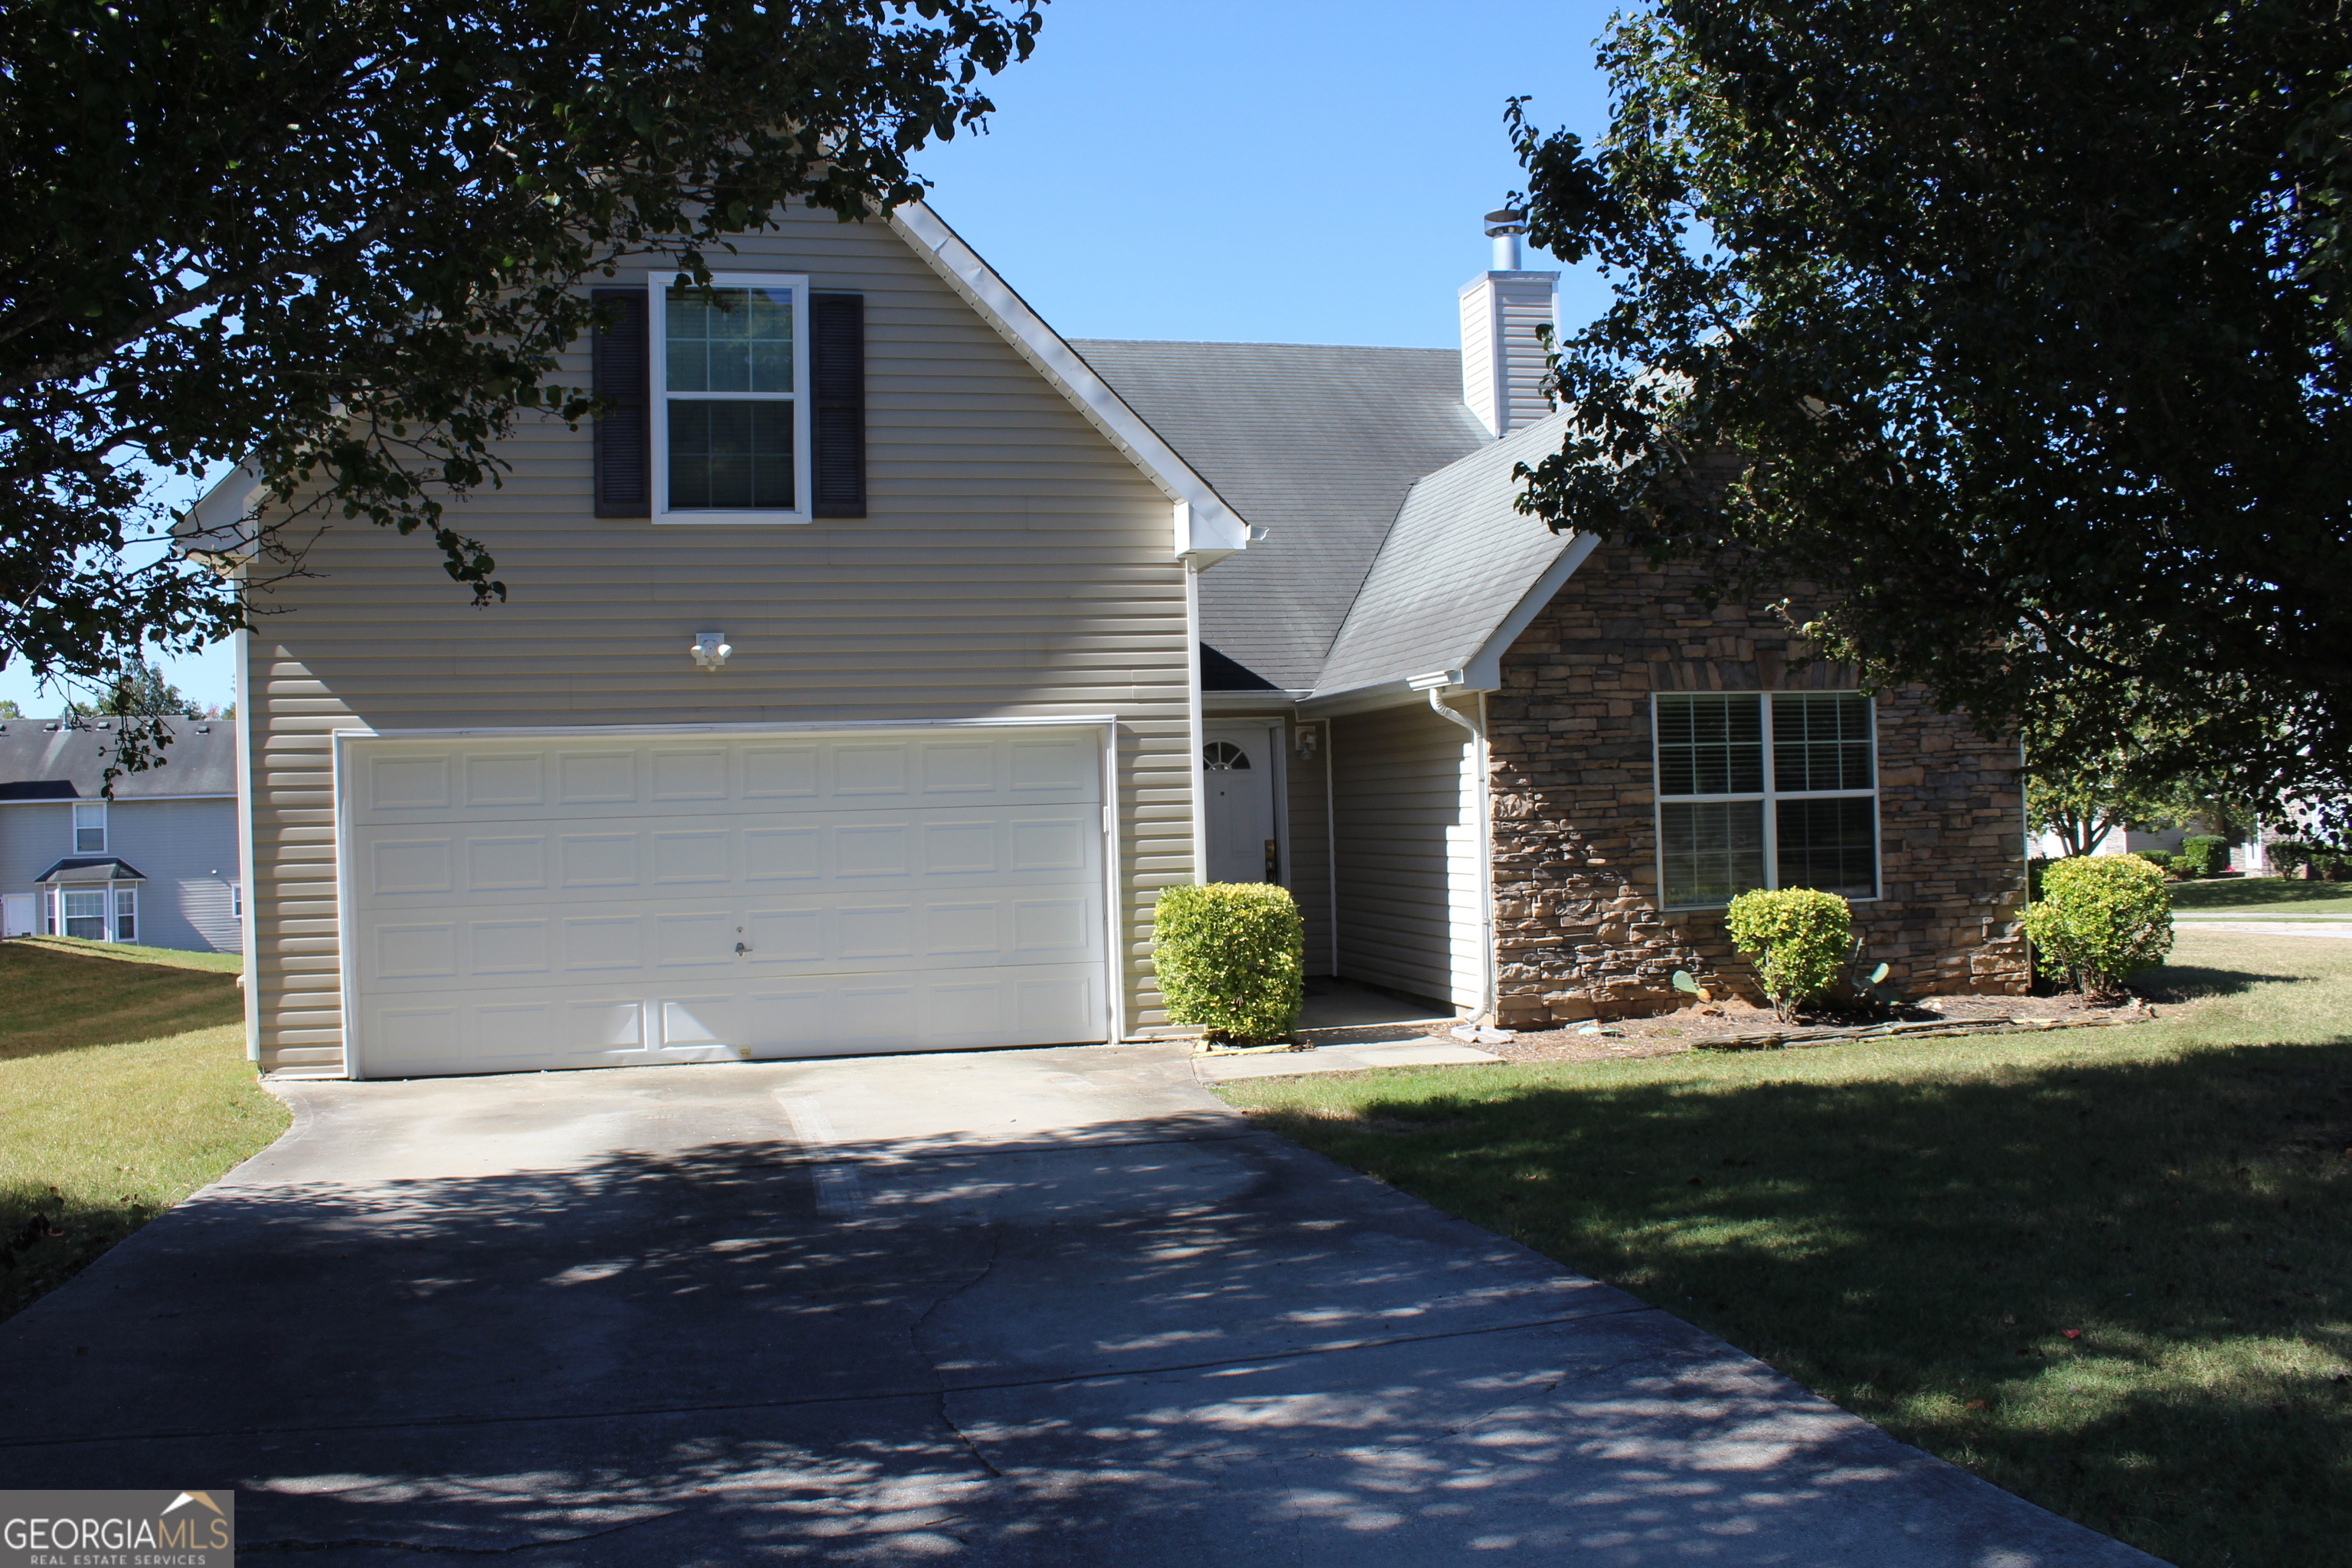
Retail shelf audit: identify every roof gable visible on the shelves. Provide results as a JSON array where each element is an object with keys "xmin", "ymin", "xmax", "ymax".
[{"xmin": 1310, "ymin": 410, "xmax": 1592, "ymax": 702}]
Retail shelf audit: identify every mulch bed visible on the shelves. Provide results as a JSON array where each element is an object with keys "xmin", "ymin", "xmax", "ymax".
[{"xmin": 1440, "ymin": 989, "xmax": 2158, "ymax": 1065}]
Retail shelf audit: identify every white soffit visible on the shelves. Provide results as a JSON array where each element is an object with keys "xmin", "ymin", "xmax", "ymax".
[{"xmin": 889, "ymin": 201, "xmax": 1253, "ymax": 563}]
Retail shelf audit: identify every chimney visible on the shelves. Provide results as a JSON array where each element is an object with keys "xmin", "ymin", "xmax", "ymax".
[{"xmin": 1459, "ymin": 207, "xmax": 1560, "ymax": 438}]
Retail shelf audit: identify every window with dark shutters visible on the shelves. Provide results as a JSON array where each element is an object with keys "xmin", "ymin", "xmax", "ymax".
[
  {"xmin": 810, "ymin": 292, "xmax": 866, "ymax": 518},
  {"xmin": 591, "ymin": 288, "xmax": 650, "ymax": 517}
]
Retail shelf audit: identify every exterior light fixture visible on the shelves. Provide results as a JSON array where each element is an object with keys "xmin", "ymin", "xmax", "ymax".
[
  {"xmin": 691, "ymin": 631, "xmax": 732, "ymax": 673},
  {"xmin": 1294, "ymin": 723, "xmax": 1320, "ymax": 760}
]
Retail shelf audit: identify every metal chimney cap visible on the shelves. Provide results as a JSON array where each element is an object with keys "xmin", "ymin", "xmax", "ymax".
[{"xmin": 1483, "ymin": 207, "xmax": 1528, "ymax": 237}]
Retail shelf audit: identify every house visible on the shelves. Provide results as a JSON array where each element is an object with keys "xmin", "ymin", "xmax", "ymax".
[
  {"xmin": 0, "ymin": 720, "xmax": 241, "ymax": 951},
  {"xmin": 182, "ymin": 198, "xmax": 2026, "ymax": 1080}
]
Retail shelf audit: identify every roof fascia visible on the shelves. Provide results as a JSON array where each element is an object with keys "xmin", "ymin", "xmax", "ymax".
[
  {"xmin": 1296, "ymin": 679, "xmax": 1438, "ymax": 720},
  {"xmin": 1202, "ymin": 690, "xmax": 1308, "ymax": 714},
  {"xmin": 175, "ymin": 463, "xmax": 263, "ymax": 573},
  {"xmin": 887, "ymin": 202, "xmax": 1253, "ymax": 564},
  {"xmin": 1461, "ymin": 531, "xmax": 1599, "ymax": 690}
]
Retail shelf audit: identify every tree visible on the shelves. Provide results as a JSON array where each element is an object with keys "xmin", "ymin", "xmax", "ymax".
[
  {"xmin": 1508, "ymin": 0, "xmax": 2351, "ymax": 827},
  {"xmin": 65, "ymin": 662, "xmax": 197, "ymax": 720},
  {"xmin": 2, "ymin": 0, "xmax": 1042, "ymax": 709},
  {"xmin": 0, "ymin": 700, "xmax": 20, "ymax": 720}
]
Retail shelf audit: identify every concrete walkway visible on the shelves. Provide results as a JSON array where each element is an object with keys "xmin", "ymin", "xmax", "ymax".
[{"xmin": 0, "ymin": 1044, "xmax": 2161, "ymax": 1565}]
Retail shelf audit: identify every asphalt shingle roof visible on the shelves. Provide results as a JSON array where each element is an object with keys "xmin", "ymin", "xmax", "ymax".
[
  {"xmin": 1314, "ymin": 410, "xmax": 1585, "ymax": 699},
  {"xmin": 1072, "ymin": 340, "xmax": 1488, "ymax": 691},
  {"xmin": 0, "ymin": 721, "xmax": 237, "ymax": 800}
]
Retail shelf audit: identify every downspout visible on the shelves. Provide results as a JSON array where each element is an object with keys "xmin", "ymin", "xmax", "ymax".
[{"xmin": 1423, "ymin": 684, "xmax": 1498, "ymax": 1024}]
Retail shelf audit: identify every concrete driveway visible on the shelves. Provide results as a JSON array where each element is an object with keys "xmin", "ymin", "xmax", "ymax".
[{"xmin": 0, "ymin": 1044, "xmax": 2159, "ymax": 1566}]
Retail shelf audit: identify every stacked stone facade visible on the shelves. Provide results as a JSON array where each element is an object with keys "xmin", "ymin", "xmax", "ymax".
[{"xmin": 1485, "ymin": 543, "xmax": 2029, "ymax": 1028}]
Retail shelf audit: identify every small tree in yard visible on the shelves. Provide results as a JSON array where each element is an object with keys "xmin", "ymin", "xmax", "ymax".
[
  {"xmin": 1152, "ymin": 884, "xmax": 1304, "ymax": 1047},
  {"xmin": 1725, "ymin": 889, "xmax": 1852, "ymax": 1022},
  {"xmin": 2024, "ymin": 856, "xmax": 2174, "ymax": 999}
]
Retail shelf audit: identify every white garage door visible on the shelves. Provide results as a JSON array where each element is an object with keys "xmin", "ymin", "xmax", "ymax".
[{"xmin": 341, "ymin": 726, "xmax": 1108, "ymax": 1078}]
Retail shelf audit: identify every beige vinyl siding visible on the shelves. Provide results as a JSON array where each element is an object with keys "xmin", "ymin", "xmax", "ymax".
[
  {"xmin": 1331, "ymin": 701, "xmax": 1481, "ymax": 1010},
  {"xmin": 243, "ymin": 205, "xmax": 1194, "ymax": 1073}
]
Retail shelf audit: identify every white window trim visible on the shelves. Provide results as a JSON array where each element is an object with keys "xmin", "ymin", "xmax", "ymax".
[
  {"xmin": 72, "ymin": 800, "xmax": 106, "ymax": 854},
  {"xmin": 648, "ymin": 270, "xmax": 813, "ymax": 526},
  {"xmin": 1651, "ymin": 691, "xmax": 1883, "ymax": 910}
]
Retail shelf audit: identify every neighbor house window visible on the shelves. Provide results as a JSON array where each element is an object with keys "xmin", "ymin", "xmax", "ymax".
[
  {"xmin": 43, "ymin": 888, "xmax": 57, "ymax": 936},
  {"xmin": 62, "ymin": 890, "xmax": 105, "ymax": 940},
  {"xmin": 650, "ymin": 273, "xmax": 810, "ymax": 523},
  {"xmin": 230, "ymin": 882, "xmax": 243, "ymax": 919},
  {"xmin": 1653, "ymin": 691, "xmax": 1880, "ymax": 909},
  {"xmin": 115, "ymin": 888, "xmax": 137, "ymax": 942},
  {"xmin": 73, "ymin": 802, "xmax": 105, "ymax": 853}
]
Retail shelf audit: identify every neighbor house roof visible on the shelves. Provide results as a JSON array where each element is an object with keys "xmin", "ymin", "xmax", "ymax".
[
  {"xmin": 1312, "ymin": 410, "xmax": 1592, "ymax": 701},
  {"xmin": 34, "ymin": 855, "xmax": 149, "ymax": 883},
  {"xmin": 1073, "ymin": 341, "xmax": 1487, "ymax": 691},
  {"xmin": 0, "ymin": 722, "xmax": 237, "ymax": 801}
]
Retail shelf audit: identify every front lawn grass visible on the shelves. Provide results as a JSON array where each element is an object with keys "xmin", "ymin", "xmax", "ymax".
[
  {"xmin": 2170, "ymin": 879, "xmax": 2352, "ymax": 915},
  {"xmin": 1219, "ymin": 930, "xmax": 2352, "ymax": 1568},
  {"xmin": 0, "ymin": 939, "xmax": 286, "ymax": 1322}
]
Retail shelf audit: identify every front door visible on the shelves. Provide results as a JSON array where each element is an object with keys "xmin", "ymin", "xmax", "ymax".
[
  {"xmin": 1, "ymin": 893, "xmax": 30, "ymax": 938},
  {"xmin": 1203, "ymin": 724, "xmax": 1278, "ymax": 885}
]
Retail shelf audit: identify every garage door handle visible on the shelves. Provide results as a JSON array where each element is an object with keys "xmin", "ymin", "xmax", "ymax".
[{"xmin": 734, "ymin": 942, "xmax": 752, "ymax": 956}]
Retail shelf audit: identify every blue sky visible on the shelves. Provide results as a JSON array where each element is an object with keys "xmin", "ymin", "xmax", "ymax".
[{"xmin": 1, "ymin": 0, "xmax": 1623, "ymax": 717}]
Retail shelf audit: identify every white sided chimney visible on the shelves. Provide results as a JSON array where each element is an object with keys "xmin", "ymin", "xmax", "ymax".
[{"xmin": 1459, "ymin": 207, "xmax": 1560, "ymax": 438}]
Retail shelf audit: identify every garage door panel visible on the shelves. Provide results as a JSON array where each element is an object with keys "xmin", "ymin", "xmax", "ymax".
[
  {"xmin": 345, "ymin": 726, "xmax": 1109, "ymax": 1077},
  {"xmin": 352, "ymin": 731, "xmax": 1098, "ymax": 830},
  {"xmin": 358, "ymin": 885, "xmax": 1106, "ymax": 995},
  {"xmin": 352, "ymin": 807, "xmax": 1100, "ymax": 911}
]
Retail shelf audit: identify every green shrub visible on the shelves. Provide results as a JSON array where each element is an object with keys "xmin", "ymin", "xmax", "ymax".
[
  {"xmin": 1152, "ymin": 883, "xmax": 1304, "ymax": 1044},
  {"xmin": 2026, "ymin": 855, "xmax": 2050, "ymax": 902},
  {"xmin": 2021, "ymin": 854, "xmax": 2173, "ymax": 998},
  {"xmin": 2177, "ymin": 835, "xmax": 2230, "ymax": 877},
  {"xmin": 2132, "ymin": 850, "xmax": 2173, "ymax": 871},
  {"xmin": 1724, "ymin": 888, "xmax": 1852, "ymax": 1022}
]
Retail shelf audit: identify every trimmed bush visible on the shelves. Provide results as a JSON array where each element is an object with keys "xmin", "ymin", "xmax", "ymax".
[
  {"xmin": 2177, "ymin": 835, "xmax": 2230, "ymax": 877},
  {"xmin": 1725, "ymin": 888, "xmax": 1853, "ymax": 1022},
  {"xmin": 1152, "ymin": 883, "xmax": 1304, "ymax": 1045},
  {"xmin": 2132, "ymin": 850, "xmax": 2174, "ymax": 872},
  {"xmin": 2022, "ymin": 854, "xmax": 2173, "ymax": 998}
]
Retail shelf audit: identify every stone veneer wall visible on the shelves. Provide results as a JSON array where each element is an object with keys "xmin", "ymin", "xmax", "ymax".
[{"xmin": 1486, "ymin": 542, "xmax": 2029, "ymax": 1027}]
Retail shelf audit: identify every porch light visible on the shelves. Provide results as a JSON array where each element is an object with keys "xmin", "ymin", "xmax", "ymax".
[{"xmin": 691, "ymin": 631, "xmax": 732, "ymax": 673}]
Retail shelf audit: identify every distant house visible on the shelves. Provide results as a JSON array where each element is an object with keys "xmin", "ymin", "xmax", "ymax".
[{"xmin": 0, "ymin": 721, "xmax": 240, "ymax": 952}]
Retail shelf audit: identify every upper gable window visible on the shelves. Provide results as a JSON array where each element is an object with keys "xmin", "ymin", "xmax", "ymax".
[
  {"xmin": 1652, "ymin": 691, "xmax": 1880, "ymax": 909},
  {"xmin": 73, "ymin": 802, "xmax": 106, "ymax": 854},
  {"xmin": 650, "ymin": 273, "xmax": 811, "ymax": 524}
]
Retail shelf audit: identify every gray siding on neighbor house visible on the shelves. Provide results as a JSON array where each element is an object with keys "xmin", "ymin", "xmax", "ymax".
[
  {"xmin": 240, "ymin": 204, "xmax": 1197, "ymax": 1075},
  {"xmin": 1330, "ymin": 701, "xmax": 1481, "ymax": 1010},
  {"xmin": 1, "ymin": 795, "xmax": 240, "ymax": 952}
]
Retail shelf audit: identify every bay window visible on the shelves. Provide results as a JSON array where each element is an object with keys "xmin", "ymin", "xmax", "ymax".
[{"xmin": 1654, "ymin": 691, "xmax": 1880, "ymax": 909}]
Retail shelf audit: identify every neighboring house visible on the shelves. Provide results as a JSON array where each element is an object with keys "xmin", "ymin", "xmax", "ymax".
[
  {"xmin": 182, "ymin": 199, "xmax": 2025, "ymax": 1080},
  {"xmin": 0, "ymin": 720, "xmax": 241, "ymax": 952}
]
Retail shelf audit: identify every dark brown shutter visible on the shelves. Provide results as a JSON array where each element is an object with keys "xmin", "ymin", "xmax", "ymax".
[
  {"xmin": 810, "ymin": 292, "xmax": 866, "ymax": 518},
  {"xmin": 592, "ymin": 288, "xmax": 650, "ymax": 518}
]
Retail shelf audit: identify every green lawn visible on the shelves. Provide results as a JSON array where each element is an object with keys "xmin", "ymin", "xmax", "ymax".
[
  {"xmin": 1219, "ymin": 929, "xmax": 2352, "ymax": 1568},
  {"xmin": 2170, "ymin": 878, "xmax": 2352, "ymax": 915},
  {"xmin": 0, "ymin": 939, "xmax": 288, "ymax": 1322}
]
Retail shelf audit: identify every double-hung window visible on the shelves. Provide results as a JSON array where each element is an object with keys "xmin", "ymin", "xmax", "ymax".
[
  {"xmin": 650, "ymin": 273, "xmax": 811, "ymax": 523},
  {"xmin": 114, "ymin": 888, "xmax": 137, "ymax": 942},
  {"xmin": 73, "ymin": 802, "xmax": 105, "ymax": 853},
  {"xmin": 1653, "ymin": 691, "xmax": 1880, "ymax": 909},
  {"xmin": 62, "ymin": 890, "xmax": 106, "ymax": 940}
]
